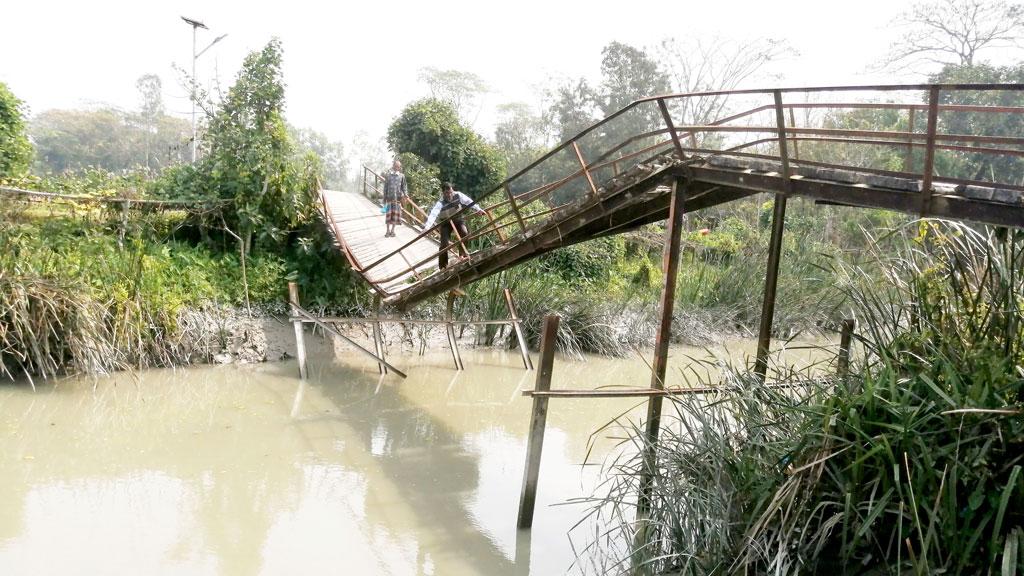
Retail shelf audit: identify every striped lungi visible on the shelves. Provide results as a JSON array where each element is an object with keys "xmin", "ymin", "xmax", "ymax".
[{"xmin": 386, "ymin": 201, "xmax": 403, "ymax": 225}]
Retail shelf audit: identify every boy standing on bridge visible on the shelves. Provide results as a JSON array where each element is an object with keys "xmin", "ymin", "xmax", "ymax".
[
  {"xmin": 423, "ymin": 182, "xmax": 486, "ymax": 269},
  {"xmin": 382, "ymin": 160, "xmax": 407, "ymax": 238}
]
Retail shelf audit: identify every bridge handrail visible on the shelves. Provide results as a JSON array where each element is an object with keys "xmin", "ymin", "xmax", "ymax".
[{"xmin": 352, "ymin": 84, "xmax": 1024, "ymax": 293}]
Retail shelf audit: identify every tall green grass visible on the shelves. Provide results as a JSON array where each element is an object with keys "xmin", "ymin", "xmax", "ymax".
[
  {"xmin": 579, "ymin": 221, "xmax": 1024, "ymax": 575},
  {"xmin": 0, "ymin": 197, "xmax": 360, "ymax": 379}
]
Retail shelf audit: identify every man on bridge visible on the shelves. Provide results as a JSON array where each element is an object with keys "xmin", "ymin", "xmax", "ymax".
[
  {"xmin": 423, "ymin": 182, "xmax": 486, "ymax": 269},
  {"xmin": 382, "ymin": 160, "xmax": 407, "ymax": 238}
]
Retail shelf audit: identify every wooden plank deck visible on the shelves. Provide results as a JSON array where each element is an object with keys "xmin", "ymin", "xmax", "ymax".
[{"xmin": 320, "ymin": 190, "xmax": 441, "ymax": 295}]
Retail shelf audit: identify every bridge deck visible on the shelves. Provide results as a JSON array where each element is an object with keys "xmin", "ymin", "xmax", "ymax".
[
  {"xmin": 320, "ymin": 190, "xmax": 440, "ymax": 295},
  {"xmin": 324, "ymin": 84, "xmax": 1024, "ymax": 308}
]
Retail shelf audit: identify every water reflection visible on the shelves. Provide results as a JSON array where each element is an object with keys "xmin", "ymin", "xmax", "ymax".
[{"xmin": 0, "ymin": 338, "xmax": 831, "ymax": 575}]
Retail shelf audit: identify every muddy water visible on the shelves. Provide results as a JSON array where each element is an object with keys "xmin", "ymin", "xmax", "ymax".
[{"xmin": 0, "ymin": 337, "xmax": 830, "ymax": 575}]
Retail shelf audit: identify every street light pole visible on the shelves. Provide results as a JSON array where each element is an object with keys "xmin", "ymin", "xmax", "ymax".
[
  {"xmin": 191, "ymin": 23, "xmax": 198, "ymax": 163},
  {"xmin": 181, "ymin": 17, "xmax": 207, "ymax": 164},
  {"xmin": 181, "ymin": 17, "xmax": 225, "ymax": 164}
]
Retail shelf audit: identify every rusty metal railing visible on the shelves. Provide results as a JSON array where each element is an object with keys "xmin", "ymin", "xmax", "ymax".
[{"xmin": 349, "ymin": 84, "xmax": 1024, "ymax": 296}]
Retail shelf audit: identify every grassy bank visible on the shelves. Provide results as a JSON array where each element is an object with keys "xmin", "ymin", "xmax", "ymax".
[
  {"xmin": 581, "ymin": 221, "xmax": 1024, "ymax": 575},
  {"xmin": 0, "ymin": 193, "xmax": 363, "ymax": 379}
]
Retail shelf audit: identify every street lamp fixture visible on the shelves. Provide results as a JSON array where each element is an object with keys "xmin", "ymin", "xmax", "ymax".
[{"xmin": 181, "ymin": 16, "xmax": 227, "ymax": 163}]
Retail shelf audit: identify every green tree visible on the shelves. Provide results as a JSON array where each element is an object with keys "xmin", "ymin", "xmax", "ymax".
[
  {"xmin": 0, "ymin": 82, "xmax": 33, "ymax": 178},
  {"xmin": 289, "ymin": 126, "xmax": 349, "ymax": 189},
  {"xmin": 544, "ymin": 77, "xmax": 597, "ymax": 143},
  {"xmin": 386, "ymin": 98, "xmax": 506, "ymax": 200},
  {"xmin": 885, "ymin": 0, "xmax": 1024, "ymax": 69},
  {"xmin": 494, "ymin": 102, "xmax": 549, "ymax": 174},
  {"xmin": 160, "ymin": 39, "xmax": 320, "ymax": 252},
  {"xmin": 595, "ymin": 42, "xmax": 671, "ymax": 117},
  {"xmin": 396, "ymin": 151, "xmax": 440, "ymax": 209},
  {"xmin": 931, "ymin": 63, "xmax": 1024, "ymax": 184},
  {"xmin": 417, "ymin": 67, "xmax": 489, "ymax": 124},
  {"xmin": 31, "ymin": 105, "xmax": 189, "ymax": 174}
]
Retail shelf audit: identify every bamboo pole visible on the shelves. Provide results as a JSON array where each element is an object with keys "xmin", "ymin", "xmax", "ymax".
[
  {"xmin": 446, "ymin": 292, "xmax": 464, "ymax": 370},
  {"xmin": 372, "ymin": 295, "xmax": 387, "ymax": 375},
  {"xmin": 517, "ymin": 314, "xmax": 560, "ymax": 529},
  {"xmin": 288, "ymin": 282, "xmax": 308, "ymax": 381},
  {"xmin": 504, "ymin": 288, "xmax": 534, "ymax": 370},
  {"xmin": 290, "ymin": 305, "xmax": 408, "ymax": 378}
]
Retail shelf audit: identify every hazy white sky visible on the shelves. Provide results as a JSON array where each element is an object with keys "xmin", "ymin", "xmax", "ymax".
[{"xmin": 0, "ymin": 0, "xmax": 961, "ymax": 150}]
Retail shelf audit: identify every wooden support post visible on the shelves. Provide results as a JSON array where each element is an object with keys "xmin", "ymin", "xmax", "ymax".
[
  {"xmin": 288, "ymin": 282, "xmax": 308, "ymax": 380},
  {"xmin": 919, "ymin": 87, "xmax": 941, "ymax": 216},
  {"xmin": 517, "ymin": 314, "xmax": 559, "ymax": 529},
  {"xmin": 372, "ymin": 295, "xmax": 387, "ymax": 375},
  {"xmin": 504, "ymin": 288, "xmax": 534, "ymax": 370},
  {"xmin": 637, "ymin": 178, "xmax": 685, "ymax": 515},
  {"xmin": 446, "ymin": 292, "xmax": 464, "ymax": 370},
  {"xmin": 837, "ymin": 318, "xmax": 855, "ymax": 380},
  {"xmin": 753, "ymin": 91, "xmax": 794, "ymax": 383}
]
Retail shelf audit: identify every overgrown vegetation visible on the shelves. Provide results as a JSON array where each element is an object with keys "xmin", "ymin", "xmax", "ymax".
[
  {"xmin": 0, "ymin": 41, "xmax": 365, "ymax": 379},
  {"xmin": 581, "ymin": 221, "xmax": 1024, "ymax": 575}
]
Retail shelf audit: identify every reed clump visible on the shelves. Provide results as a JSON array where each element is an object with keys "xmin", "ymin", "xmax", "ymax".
[{"xmin": 580, "ymin": 221, "xmax": 1024, "ymax": 575}]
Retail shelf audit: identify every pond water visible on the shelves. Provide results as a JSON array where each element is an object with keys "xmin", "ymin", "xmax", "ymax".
[{"xmin": 0, "ymin": 334, "xmax": 832, "ymax": 575}]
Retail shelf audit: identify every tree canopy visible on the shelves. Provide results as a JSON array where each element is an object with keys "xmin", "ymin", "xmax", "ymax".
[
  {"xmin": 153, "ymin": 39, "xmax": 320, "ymax": 252},
  {"xmin": 386, "ymin": 98, "xmax": 506, "ymax": 200},
  {"xmin": 0, "ymin": 82, "xmax": 33, "ymax": 179},
  {"xmin": 885, "ymin": 0, "xmax": 1024, "ymax": 69}
]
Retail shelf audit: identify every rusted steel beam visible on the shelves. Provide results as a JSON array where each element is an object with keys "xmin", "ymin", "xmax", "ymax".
[
  {"xmin": 517, "ymin": 314, "xmax": 560, "ymax": 529},
  {"xmin": 638, "ymin": 178, "xmax": 686, "ymax": 516},
  {"xmin": 385, "ymin": 172, "xmax": 677, "ymax": 306},
  {"xmin": 630, "ymin": 83, "xmax": 1024, "ymax": 104},
  {"xmin": 904, "ymin": 107, "xmax": 916, "ymax": 174},
  {"xmin": 773, "ymin": 91, "xmax": 794, "ymax": 184},
  {"xmin": 753, "ymin": 91, "xmax": 793, "ymax": 383},
  {"xmin": 724, "ymin": 135, "xmax": 1024, "ymax": 162},
  {"xmin": 669, "ymin": 124, "xmax": 1024, "ymax": 147},
  {"xmin": 657, "ymin": 98, "xmax": 687, "ymax": 159},
  {"xmin": 788, "ymin": 107, "xmax": 800, "ymax": 160},
  {"xmin": 687, "ymin": 165, "xmax": 1024, "ymax": 228},
  {"xmin": 753, "ymin": 193, "xmax": 788, "ymax": 382},
  {"xmin": 920, "ymin": 86, "xmax": 941, "ymax": 215},
  {"xmin": 703, "ymin": 143, "xmax": 1024, "ymax": 191},
  {"xmin": 572, "ymin": 141, "xmax": 600, "ymax": 198}
]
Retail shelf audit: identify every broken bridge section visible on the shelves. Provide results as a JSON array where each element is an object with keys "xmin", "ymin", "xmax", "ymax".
[{"xmin": 321, "ymin": 84, "xmax": 1024, "ymax": 309}]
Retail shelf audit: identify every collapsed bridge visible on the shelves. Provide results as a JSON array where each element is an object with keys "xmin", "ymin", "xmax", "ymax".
[{"xmin": 317, "ymin": 83, "xmax": 1024, "ymax": 377}]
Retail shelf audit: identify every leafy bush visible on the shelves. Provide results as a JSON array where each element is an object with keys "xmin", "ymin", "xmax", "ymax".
[
  {"xmin": 386, "ymin": 98, "xmax": 507, "ymax": 200},
  {"xmin": 0, "ymin": 82, "xmax": 33, "ymax": 178}
]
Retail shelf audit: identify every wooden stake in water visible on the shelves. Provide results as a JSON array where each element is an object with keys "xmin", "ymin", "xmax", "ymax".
[
  {"xmin": 446, "ymin": 291, "xmax": 464, "ymax": 370},
  {"xmin": 517, "ymin": 314, "xmax": 560, "ymax": 529},
  {"xmin": 288, "ymin": 282, "xmax": 308, "ymax": 381},
  {"xmin": 504, "ymin": 288, "xmax": 534, "ymax": 370},
  {"xmin": 838, "ymin": 318, "xmax": 855, "ymax": 381}
]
